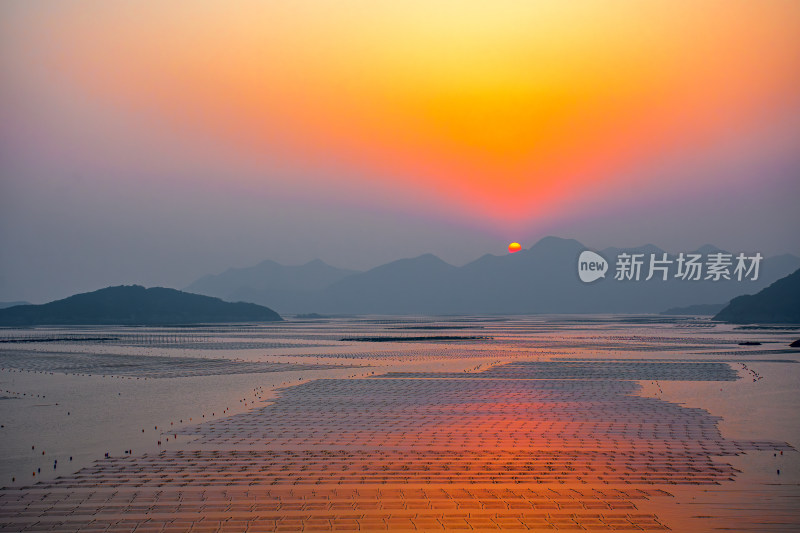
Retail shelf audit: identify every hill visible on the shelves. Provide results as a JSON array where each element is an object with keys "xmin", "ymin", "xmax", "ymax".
[
  {"xmin": 714, "ymin": 268, "xmax": 800, "ymax": 324},
  {"xmin": 185, "ymin": 259, "xmax": 358, "ymax": 301},
  {"xmin": 0, "ymin": 285, "xmax": 282, "ymax": 326},
  {"xmin": 0, "ymin": 301, "xmax": 30, "ymax": 309}
]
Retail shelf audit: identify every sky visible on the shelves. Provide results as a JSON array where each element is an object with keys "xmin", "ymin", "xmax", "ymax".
[{"xmin": 1, "ymin": 1, "xmax": 799, "ymax": 303}]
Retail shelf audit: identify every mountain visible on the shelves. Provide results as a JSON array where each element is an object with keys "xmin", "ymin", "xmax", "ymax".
[
  {"xmin": 601, "ymin": 243, "xmax": 666, "ymax": 258},
  {"xmin": 322, "ymin": 254, "xmax": 458, "ymax": 314},
  {"xmin": 660, "ymin": 303, "xmax": 727, "ymax": 315},
  {"xmin": 213, "ymin": 237, "xmax": 800, "ymax": 315},
  {"xmin": 185, "ymin": 259, "xmax": 358, "ymax": 301},
  {"xmin": 230, "ymin": 254, "xmax": 459, "ymax": 315},
  {"xmin": 692, "ymin": 244, "xmax": 729, "ymax": 255},
  {"xmin": 714, "ymin": 268, "xmax": 800, "ymax": 324},
  {"xmin": 0, "ymin": 285, "xmax": 282, "ymax": 326},
  {"xmin": 0, "ymin": 301, "xmax": 29, "ymax": 309}
]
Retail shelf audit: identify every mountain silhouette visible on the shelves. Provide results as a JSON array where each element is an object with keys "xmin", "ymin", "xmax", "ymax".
[
  {"xmin": 0, "ymin": 285, "xmax": 282, "ymax": 326},
  {"xmin": 190, "ymin": 237, "xmax": 800, "ymax": 315},
  {"xmin": 186, "ymin": 259, "xmax": 358, "ymax": 301},
  {"xmin": 0, "ymin": 301, "xmax": 30, "ymax": 309},
  {"xmin": 600, "ymin": 243, "xmax": 666, "ymax": 259},
  {"xmin": 714, "ymin": 268, "xmax": 800, "ymax": 324},
  {"xmin": 322, "ymin": 254, "xmax": 458, "ymax": 314}
]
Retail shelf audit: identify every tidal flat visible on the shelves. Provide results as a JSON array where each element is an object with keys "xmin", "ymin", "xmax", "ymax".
[{"xmin": 1, "ymin": 316, "xmax": 798, "ymax": 531}]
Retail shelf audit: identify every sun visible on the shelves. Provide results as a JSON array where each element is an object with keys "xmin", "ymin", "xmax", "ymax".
[{"xmin": 508, "ymin": 242, "xmax": 521, "ymax": 253}]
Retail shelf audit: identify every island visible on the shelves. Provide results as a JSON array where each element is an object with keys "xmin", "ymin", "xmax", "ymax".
[
  {"xmin": 0, "ymin": 285, "xmax": 282, "ymax": 326},
  {"xmin": 714, "ymin": 268, "xmax": 800, "ymax": 324}
]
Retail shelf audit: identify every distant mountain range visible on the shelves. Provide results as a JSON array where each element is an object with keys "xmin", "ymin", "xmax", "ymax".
[
  {"xmin": 185, "ymin": 237, "xmax": 800, "ymax": 315},
  {"xmin": 714, "ymin": 268, "xmax": 800, "ymax": 324},
  {"xmin": 0, "ymin": 285, "xmax": 282, "ymax": 326},
  {"xmin": 186, "ymin": 259, "xmax": 358, "ymax": 301}
]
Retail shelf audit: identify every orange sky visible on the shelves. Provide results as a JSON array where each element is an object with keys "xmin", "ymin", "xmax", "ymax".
[{"xmin": 7, "ymin": 1, "xmax": 800, "ymax": 225}]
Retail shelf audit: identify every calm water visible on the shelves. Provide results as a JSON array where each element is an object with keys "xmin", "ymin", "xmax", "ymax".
[{"xmin": 1, "ymin": 315, "xmax": 798, "ymax": 531}]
